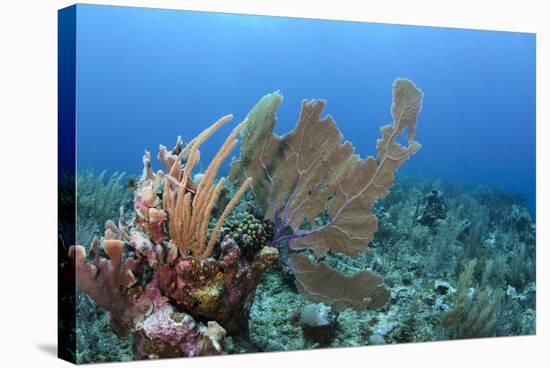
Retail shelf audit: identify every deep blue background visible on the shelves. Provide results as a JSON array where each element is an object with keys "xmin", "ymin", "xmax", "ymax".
[{"xmin": 75, "ymin": 4, "xmax": 536, "ymax": 212}]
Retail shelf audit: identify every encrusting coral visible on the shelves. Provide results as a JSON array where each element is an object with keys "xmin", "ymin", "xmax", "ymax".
[{"xmin": 69, "ymin": 79, "xmax": 423, "ymax": 359}]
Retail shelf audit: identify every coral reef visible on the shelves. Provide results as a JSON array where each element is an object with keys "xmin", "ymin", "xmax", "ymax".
[
  {"xmin": 246, "ymin": 176, "xmax": 535, "ymax": 351},
  {"xmin": 154, "ymin": 240, "xmax": 279, "ymax": 336},
  {"xmin": 71, "ymin": 113, "xmax": 280, "ymax": 359},
  {"xmin": 72, "ymin": 174, "xmax": 536, "ymax": 362},
  {"xmin": 68, "ymin": 79, "xmax": 536, "ymax": 362}
]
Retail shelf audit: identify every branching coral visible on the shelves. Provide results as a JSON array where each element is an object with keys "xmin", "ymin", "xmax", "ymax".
[
  {"xmin": 69, "ymin": 238, "xmax": 151, "ymax": 337},
  {"xmin": 136, "ymin": 114, "xmax": 252, "ymax": 260}
]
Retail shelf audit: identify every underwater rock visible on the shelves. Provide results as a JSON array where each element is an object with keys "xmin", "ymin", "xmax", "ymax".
[
  {"xmin": 155, "ymin": 240, "xmax": 279, "ymax": 337},
  {"xmin": 367, "ymin": 334, "xmax": 385, "ymax": 345},
  {"xmin": 506, "ymin": 285, "xmax": 518, "ymax": 299},
  {"xmin": 434, "ymin": 280, "xmax": 457, "ymax": 295},
  {"xmin": 374, "ymin": 320, "xmax": 396, "ymax": 337},
  {"xmin": 73, "ymin": 221, "xmax": 278, "ymax": 357},
  {"xmin": 133, "ymin": 304, "xmax": 226, "ymax": 359},
  {"xmin": 299, "ymin": 303, "xmax": 338, "ymax": 345},
  {"xmin": 456, "ymin": 219, "xmax": 472, "ymax": 241},
  {"xmin": 417, "ymin": 190, "xmax": 448, "ymax": 227},
  {"xmin": 506, "ymin": 285, "xmax": 528, "ymax": 302}
]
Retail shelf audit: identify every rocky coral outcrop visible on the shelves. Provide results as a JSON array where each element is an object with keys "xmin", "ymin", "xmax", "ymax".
[
  {"xmin": 299, "ymin": 303, "xmax": 338, "ymax": 345},
  {"xmin": 71, "ymin": 114, "xmax": 280, "ymax": 359},
  {"xmin": 155, "ymin": 239, "xmax": 278, "ymax": 336},
  {"xmin": 134, "ymin": 304, "xmax": 226, "ymax": 358}
]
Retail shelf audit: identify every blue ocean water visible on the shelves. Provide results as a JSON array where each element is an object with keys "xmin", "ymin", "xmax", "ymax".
[{"xmin": 74, "ymin": 4, "xmax": 536, "ymax": 213}]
